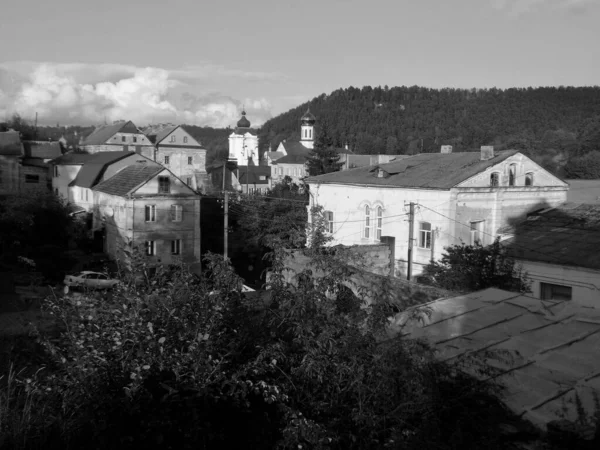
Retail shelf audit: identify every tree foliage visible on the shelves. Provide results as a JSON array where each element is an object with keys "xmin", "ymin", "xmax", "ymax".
[
  {"xmin": 563, "ymin": 151, "xmax": 600, "ymax": 179},
  {"xmin": 422, "ymin": 239, "xmax": 531, "ymax": 293},
  {"xmin": 305, "ymin": 120, "xmax": 344, "ymax": 176}
]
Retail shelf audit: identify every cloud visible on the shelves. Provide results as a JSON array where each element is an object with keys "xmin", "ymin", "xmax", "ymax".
[
  {"xmin": 490, "ymin": 0, "xmax": 595, "ymax": 15},
  {"xmin": 0, "ymin": 61, "xmax": 276, "ymax": 127}
]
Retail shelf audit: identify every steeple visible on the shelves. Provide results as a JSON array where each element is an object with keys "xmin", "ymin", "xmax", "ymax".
[
  {"xmin": 300, "ymin": 107, "xmax": 316, "ymax": 149},
  {"xmin": 236, "ymin": 109, "xmax": 251, "ymax": 128}
]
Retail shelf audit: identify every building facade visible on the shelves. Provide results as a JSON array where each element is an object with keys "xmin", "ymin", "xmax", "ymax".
[
  {"xmin": 0, "ymin": 130, "xmax": 24, "ymax": 195},
  {"xmin": 80, "ymin": 121, "xmax": 153, "ymax": 157},
  {"xmin": 228, "ymin": 111, "xmax": 259, "ymax": 167},
  {"xmin": 306, "ymin": 147, "xmax": 569, "ymax": 278}
]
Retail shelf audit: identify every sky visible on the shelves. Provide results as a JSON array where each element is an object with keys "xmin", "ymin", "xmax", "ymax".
[{"xmin": 0, "ymin": 0, "xmax": 598, "ymax": 127}]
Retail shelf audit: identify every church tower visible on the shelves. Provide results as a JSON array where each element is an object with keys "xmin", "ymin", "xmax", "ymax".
[
  {"xmin": 300, "ymin": 108, "xmax": 316, "ymax": 149},
  {"xmin": 228, "ymin": 109, "xmax": 259, "ymax": 166}
]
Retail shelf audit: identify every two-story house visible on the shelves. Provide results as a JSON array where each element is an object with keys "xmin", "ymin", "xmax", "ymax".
[
  {"xmin": 149, "ymin": 125, "xmax": 208, "ymax": 192},
  {"xmin": 80, "ymin": 121, "xmax": 153, "ymax": 157},
  {"xmin": 92, "ymin": 164, "xmax": 201, "ymax": 272},
  {"xmin": 305, "ymin": 146, "xmax": 569, "ymax": 278},
  {"xmin": 20, "ymin": 141, "xmax": 63, "ymax": 194}
]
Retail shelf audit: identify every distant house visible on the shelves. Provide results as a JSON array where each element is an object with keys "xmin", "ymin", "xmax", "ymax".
[
  {"xmin": 68, "ymin": 152, "xmax": 160, "ymax": 213},
  {"xmin": 0, "ymin": 129, "xmax": 24, "ymax": 194},
  {"xmin": 306, "ymin": 146, "xmax": 569, "ymax": 278},
  {"xmin": 502, "ymin": 203, "xmax": 600, "ymax": 305},
  {"xmin": 92, "ymin": 164, "xmax": 201, "ymax": 272},
  {"xmin": 80, "ymin": 121, "xmax": 153, "ymax": 157},
  {"xmin": 147, "ymin": 125, "xmax": 208, "ymax": 192},
  {"xmin": 236, "ymin": 165, "xmax": 272, "ymax": 194},
  {"xmin": 19, "ymin": 141, "xmax": 63, "ymax": 193}
]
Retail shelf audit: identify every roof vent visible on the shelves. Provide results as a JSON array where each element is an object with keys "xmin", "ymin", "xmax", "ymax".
[
  {"xmin": 481, "ymin": 146, "xmax": 494, "ymax": 161},
  {"xmin": 441, "ymin": 145, "xmax": 452, "ymax": 154}
]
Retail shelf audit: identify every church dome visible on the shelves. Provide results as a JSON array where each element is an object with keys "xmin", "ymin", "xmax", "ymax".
[
  {"xmin": 301, "ymin": 108, "xmax": 316, "ymax": 124},
  {"xmin": 237, "ymin": 110, "xmax": 251, "ymax": 128}
]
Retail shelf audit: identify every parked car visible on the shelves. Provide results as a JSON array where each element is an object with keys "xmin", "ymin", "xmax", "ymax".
[{"xmin": 63, "ymin": 271, "xmax": 120, "ymax": 293}]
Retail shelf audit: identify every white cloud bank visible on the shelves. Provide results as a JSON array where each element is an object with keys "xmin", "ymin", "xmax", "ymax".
[{"xmin": 0, "ymin": 62, "xmax": 276, "ymax": 128}]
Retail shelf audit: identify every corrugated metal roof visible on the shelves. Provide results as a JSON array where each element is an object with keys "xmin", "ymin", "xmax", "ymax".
[
  {"xmin": 81, "ymin": 121, "xmax": 140, "ymax": 146},
  {"xmin": 92, "ymin": 164, "xmax": 164, "ymax": 197},
  {"xmin": 306, "ymin": 150, "xmax": 519, "ymax": 189},
  {"xmin": 397, "ymin": 288, "xmax": 600, "ymax": 430},
  {"xmin": 0, "ymin": 130, "xmax": 24, "ymax": 156},
  {"xmin": 22, "ymin": 141, "xmax": 62, "ymax": 159},
  {"xmin": 503, "ymin": 203, "xmax": 600, "ymax": 270}
]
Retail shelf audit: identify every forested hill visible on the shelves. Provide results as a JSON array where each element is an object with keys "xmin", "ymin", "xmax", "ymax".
[{"xmin": 259, "ymin": 86, "xmax": 600, "ymax": 175}]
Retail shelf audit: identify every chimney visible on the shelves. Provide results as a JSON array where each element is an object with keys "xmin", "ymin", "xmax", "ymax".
[
  {"xmin": 480, "ymin": 146, "xmax": 494, "ymax": 161},
  {"xmin": 440, "ymin": 145, "xmax": 452, "ymax": 154}
]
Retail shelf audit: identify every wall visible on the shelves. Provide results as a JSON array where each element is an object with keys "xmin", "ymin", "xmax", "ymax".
[
  {"xmin": 69, "ymin": 185, "xmax": 95, "ymax": 211},
  {"xmin": 0, "ymin": 156, "xmax": 21, "ymax": 194},
  {"xmin": 52, "ymin": 164, "xmax": 82, "ymax": 200},
  {"xmin": 271, "ymin": 163, "xmax": 307, "ymax": 184},
  {"xmin": 228, "ymin": 132, "xmax": 259, "ymax": 167},
  {"xmin": 156, "ymin": 147, "xmax": 207, "ymax": 191},
  {"xmin": 136, "ymin": 169, "xmax": 196, "ymax": 196},
  {"xmin": 20, "ymin": 165, "xmax": 50, "ymax": 193},
  {"xmin": 308, "ymin": 183, "xmax": 453, "ymax": 277},
  {"xmin": 517, "ymin": 259, "xmax": 600, "ymax": 307},
  {"xmin": 104, "ymin": 132, "xmax": 152, "ymax": 146},
  {"xmin": 82, "ymin": 142, "xmax": 154, "ymax": 159}
]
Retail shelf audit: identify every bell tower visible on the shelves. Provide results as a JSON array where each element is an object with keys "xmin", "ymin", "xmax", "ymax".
[{"xmin": 300, "ymin": 108, "xmax": 316, "ymax": 149}]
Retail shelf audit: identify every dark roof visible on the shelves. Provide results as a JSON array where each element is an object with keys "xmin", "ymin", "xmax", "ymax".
[
  {"xmin": 49, "ymin": 152, "xmax": 94, "ymax": 165},
  {"xmin": 236, "ymin": 111, "xmax": 251, "ymax": 128},
  {"xmin": 301, "ymin": 108, "xmax": 316, "ymax": 123},
  {"xmin": 71, "ymin": 152, "xmax": 137, "ymax": 189},
  {"xmin": 237, "ymin": 166, "xmax": 271, "ymax": 185},
  {"xmin": 503, "ymin": 203, "xmax": 600, "ymax": 270},
  {"xmin": 272, "ymin": 153, "xmax": 308, "ymax": 165},
  {"xmin": 306, "ymin": 150, "xmax": 520, "ymax": 188},
  {"xmin": 153, "ymin": 125, "xmax": 178, "ymax": 144},
  {"xmin": 280, "ymin": 141, "xmax": 310, "ymax": 156},
  {"xmin": 0, "ymin": 130, "xmax": 23, "ymax": 156},
  {"xmin": 21, "ymin": 158, "xmax": 50, "ymax": 168},
  {"xmin": 81, "ymin": 121, "xmax": 140, "ymax": 146},
  {"xmin": 267, "ymin": 151, "xmax": 285, "ymax": 162},
  {"xmin": 23, "ymin": 141, "xmax": 62, "ymax": 159},
  {"xmin": 93, "ymin": 164, "xmax": 164, "ymax": 197},
  {"xmin": 400, "ymin": 288, "xmax": 600, "ymax": 429}
]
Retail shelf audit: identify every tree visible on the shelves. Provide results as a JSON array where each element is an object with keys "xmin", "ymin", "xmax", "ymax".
[
  {"xmin": 386, "ymin": 136, "xmax": 399, "ymax": 155},
  {"xmin": 422, "ymin": 238, "xmax": 531, "ymax": 293},
  {"xmin": 563, "ymin": 151, "xmax": 600, "ymax": 179},
  {"xmin": 306, "ymin": 120, "xmax": 343, "ymax": 176}
]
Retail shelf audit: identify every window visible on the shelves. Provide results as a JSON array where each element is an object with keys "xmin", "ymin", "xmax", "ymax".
[
  {"xmin": 525, "ymin": 172, "xmax": 534, "ymax": 186},
  {"xmin": 183, "ymin": 136, "xmax": 188, "ymax": 144},
  {"xmin": 85, "ymin": 189, "xmax": 88, "ymax": 202},
  {"xmin": 508, "ymin": 164, "xmax": 517, "ymax": 186},
  {"xmin": 25, "ymin": 174, "xmax": 40, "ymax": 183},
  {"xmin": 470, "ymin": 220, "xmax": 484, "ymax": 245},
  {"xmin": 278, "ymin": 167, "xmax": 283, "ymax": 176},
  {"xmin": 145, "ymin": 205, "xmax": 156, "ymax": 222},
  {"xmin": 133, "ymin": 136, "xmax": 137, "ymax": 143},
  {"xmin": 490, "ymin": 172, "xmax": 500, "ymax": 187},
  {"xmin": 324, "ymin": 210, "xmax": 334, "ymax": 233},
  {"xmin": 146, "ymin": 240, "xmax": 156, "ymax": 256},
  {"xmin": 158, "ymin": 176, "xmax": 170, "ymax": 194},
  {"xmin": 80, "ymin": 188, "xmax": 84, "ymax": 200},
  {"xmin": 259, "ymin": 175, "xmax": 266, "ymax": 181},
  {"xmin": 188, "ymin": 156, "xmax": 193, "ymax": 165},
  {"xmin": 419, "ymin": 222, "xmax": 432, "ymax": 249},
  {"xmin": 376, "ymin": 206, "xmax": 383, "ymax": 240},
  {"xmin": 121, "ymin": 136, "xmax": 126, "ymax": 142},
  {"xmin": 170, "ymin": 135, "xmax": 176, "ymax": 143},
  {"xmin": 186, "ymin": 177, "xmax": 192, "ymax": 186},
  {"xmin": 364, "ymin": 206, "xmax": 371, "ymax": 238},
  {"xmin": 54, "ymin": 166, "xmax": 58, "ymax": 177},
  {"xmin": 171, "ymin": 239, "xmax": 181, "ymax": 255},
  {"xmin": 164, "ymin": 155, "xmax": 170, "ymax": 165},
  {"xmin": 540, "ymin": 282, "xmax": 572, "ymax": 301},
  {"xmin": 171, "ymin": 204, "xmax": 183, "ymax": 222}
]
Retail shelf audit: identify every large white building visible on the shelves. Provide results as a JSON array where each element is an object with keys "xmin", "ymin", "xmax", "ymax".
[
  {"xmin": 228, "ymin": 111, "xmax": 259, "ymax": 167},
  {"xmin": 306, "ymin": 146, "xmax": 569, "ymax": 278}
]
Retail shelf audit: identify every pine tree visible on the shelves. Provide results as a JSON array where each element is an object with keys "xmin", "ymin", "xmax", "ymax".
[{"xmin": 306, "ymin": 120, "xmax": 344, "ymax": 176}]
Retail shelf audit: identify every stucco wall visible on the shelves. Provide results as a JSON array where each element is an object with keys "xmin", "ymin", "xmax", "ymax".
[
  {"xmin": 52, "ymin": 164, "xmax": 82, "ymax": 200},
  {"xmin": 517, "ymin": 259, "xmax": 600, "ymax": 307},
  {"xmin": 272, "ymin": 163, "xmax": 307, "ymax": 184},
  {"xmin": 135, "ymin": 170, "xmax": 196, "ymax": 195},
  {"xmin": 228, "ymin": 132, "xmax": 259, "ymax": 166},
  {"xmin": 0, "ymin": 156, "xmax": 22, "ymax": 194}
]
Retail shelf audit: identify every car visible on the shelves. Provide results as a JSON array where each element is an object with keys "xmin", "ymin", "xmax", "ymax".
[{"xmin": 63, "ymin": 271, "xmax": 120, "ymax": 293}]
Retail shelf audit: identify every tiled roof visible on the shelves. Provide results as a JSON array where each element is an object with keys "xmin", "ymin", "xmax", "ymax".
[
  {"xmin": 49, "ymin": 152, "xmax": 93, "ymax": 165},
  {"xmin": 153, "ymin": 125, "xmax": 178, "ymax": 144},
  {"xmin": 503, "ymin": 203, "xmax": 600, "ymax": 270},
  {"xmin": 71, "ymin": 152, "xmax": 137, "ymax": 189},
  {"xmin": 272, "ymin": 153, "xmax": 308, "ymax": 165},
  {"xmin": 267, "ymin": 151, "xmax": 285, "ymax": 162},
  {"xmin": 23, "ymin": 141, "xmax": 62, "ymax": 159},
  {"xmin": 281, "ymin": 141, "xmax": 309, "ymax": 155},
  {"xmin": 237, "ymin": 166, "xmax": 271, "ymax": 185},
  {"xmin": 397, "ymin": 288, "xmax": 600, "ymax": 430},
  {"xmin": 0, "ymin": 130, "xmax": 23, "ymax": 156},
  {"xmin": 81, "ymin": 121, "xmax": 140, "ymax": 146},
  {"xmin": 306, "ymin": 150, "xmax": 520, "ymax": 188},
  {"xmin": 92, "ymin": 164, "xmax": 164, "ymax": 197}
]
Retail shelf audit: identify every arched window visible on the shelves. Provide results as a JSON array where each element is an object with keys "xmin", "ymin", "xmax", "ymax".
[
  {"xmin": 508, "ymin": 164, "xmax": 517, "ymax": 186},
  {"xmin": 376, "ymin": 206, "xmax": 383, "ymax": 240},
  {"xmin": 364, "ymin": 206, "xmax": 371, "ymax": 238},
  {"xmin": 490, "ymin": 172, "xmax": 500, "ymax": 187},
  {"xmin": 525, "ymin": 172, "xmax": 534, "ymax": 186}
]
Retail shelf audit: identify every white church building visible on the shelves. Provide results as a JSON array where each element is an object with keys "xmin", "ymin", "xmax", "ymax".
[{"xmin": 228, "ymin": 110, "xmax": 259, "ymax": 167}]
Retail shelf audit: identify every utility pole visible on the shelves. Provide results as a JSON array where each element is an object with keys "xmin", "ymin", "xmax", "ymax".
[
  {"xmin": 407, "ymin": 202, "xmax": 415, "ymax": 281},
  {"xmin": 34, "ymin": 112, "xmax": 38, "ymax": 140},
  {"xmin": 223, "ymin": 190, "xmax": 229, "ymax": 260}
]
